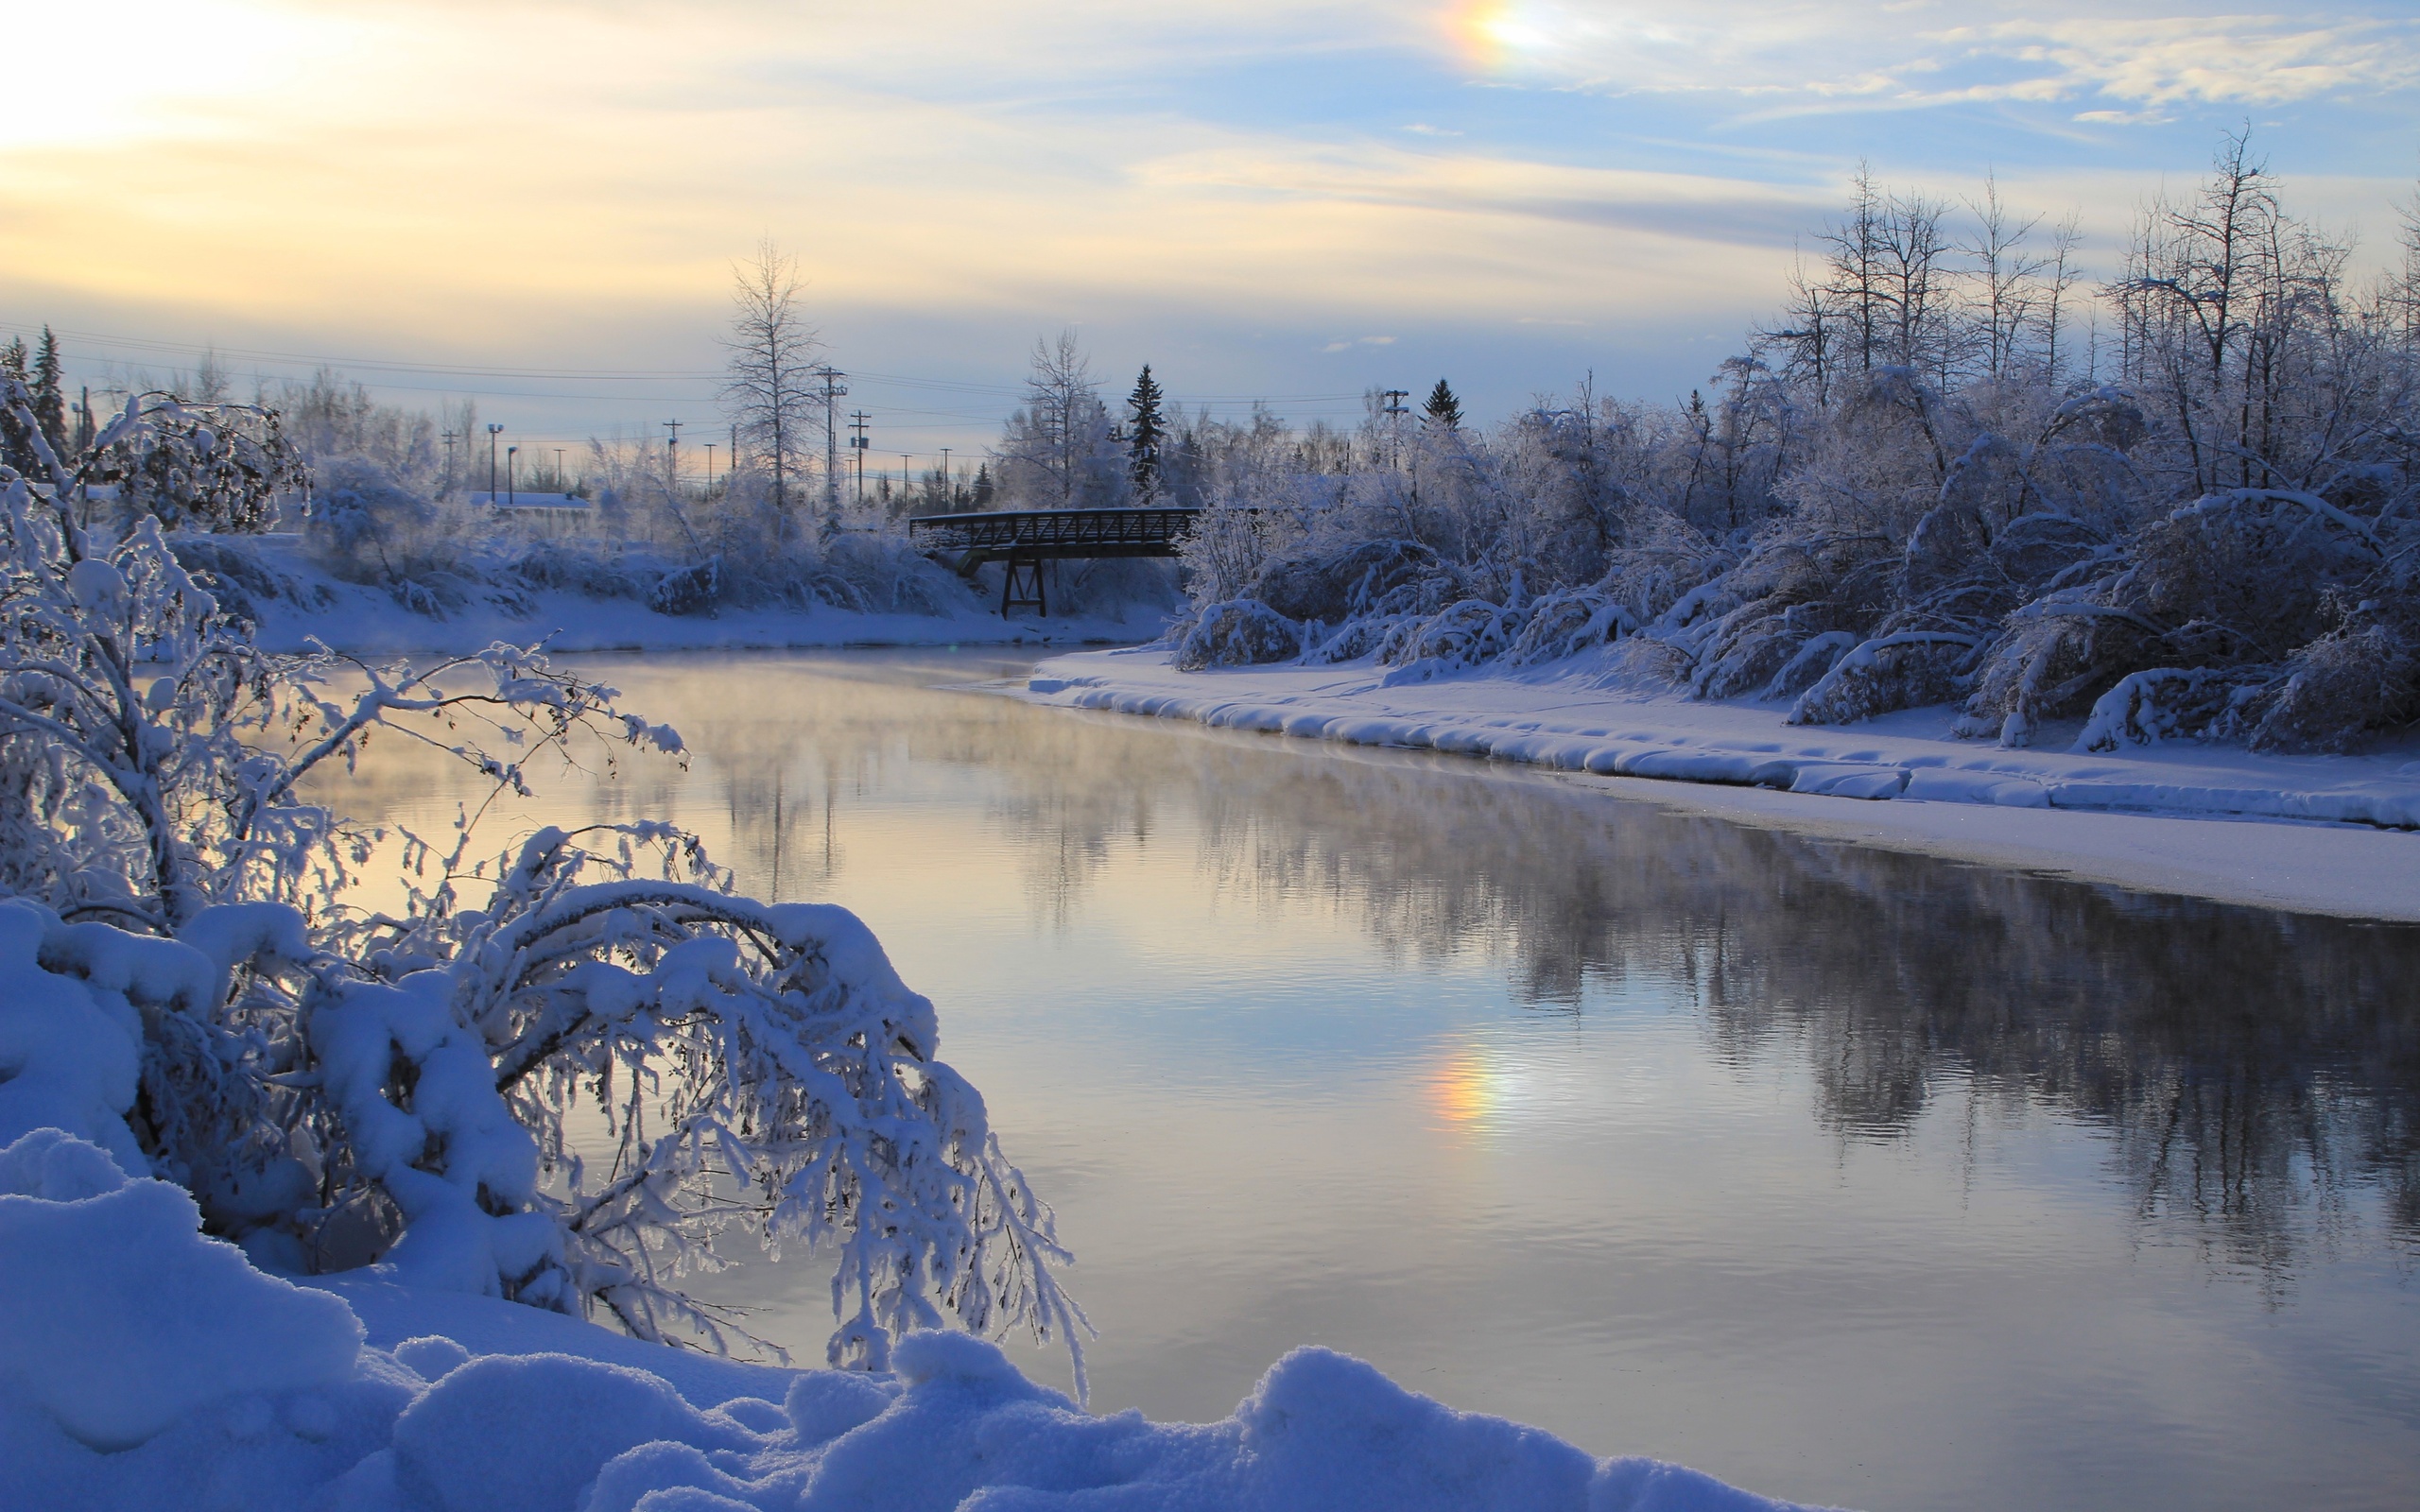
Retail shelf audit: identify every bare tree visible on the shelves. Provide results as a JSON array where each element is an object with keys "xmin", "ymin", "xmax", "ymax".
[
  {"xmin": 721, "ymin": 241, "xmax": 821, "ymax": 529},
  {"xmin": 998, "ymin": 331, "xmax": 1114, "ymax": 507},
  {"xmin": 1964, "ymin": 174, "xmax": 2047, "ymax": 382}
]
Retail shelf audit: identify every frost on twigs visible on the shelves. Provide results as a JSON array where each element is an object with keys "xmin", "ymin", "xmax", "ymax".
[{"xmin": 0, "ymin": 374, "xmax": 1080, "ymax": 1388}]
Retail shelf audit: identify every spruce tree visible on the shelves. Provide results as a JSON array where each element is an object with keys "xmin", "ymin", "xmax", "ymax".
[
  {"xmin": 1126, "ymin": 364, "xmax": 1166, "ymax": 500},
  {"xmin": 1423, "ymin": 378, "xmax": 1462, "ymax": 430},
  {"xmin": 0, "ymin": 337, "xmax": 34, "ymax": 475},
  {"xmin": 971, "ymin": 462, "xmax": 994, "ymax": 508},
  {"xmin": 30, "ymin": 328, "xmax": 65, "ymax": 455}
]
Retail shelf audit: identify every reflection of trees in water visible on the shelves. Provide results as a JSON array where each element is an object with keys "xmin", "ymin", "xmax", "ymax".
[
  {"xmin": 966, "ymin": 708, "xmax": 2420, "ymax": 1278},
  {"xmin": 313, "ymin": 657, "xmax": 2420, "ymax": 1280}
]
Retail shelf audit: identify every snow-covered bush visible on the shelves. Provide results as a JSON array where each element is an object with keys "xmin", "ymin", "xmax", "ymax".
[
  {"xmin": 93, "ymin": 393, "xmax": 306, "ymax": 534},
  {"xmin": 306, "ymin": 455, "xmax": 441, "ymax": 577},
  {"xmin": 1173, "ymin": 598, "xmax": 1302, "ymax": 669},
  {"xmin": 0, "ymin": 376, "xmax": 1080, "ymax": 1379}
]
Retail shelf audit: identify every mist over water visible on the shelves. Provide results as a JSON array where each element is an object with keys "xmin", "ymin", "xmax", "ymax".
[{"xmin": 314, "ymin": 648, "xmax": 2420, "ymax": 1512}]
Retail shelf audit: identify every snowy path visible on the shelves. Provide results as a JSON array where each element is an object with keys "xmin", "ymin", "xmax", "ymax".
[{"xmin": 1019, "ymin": 645, "xmax": 2420, "ymax": 922}]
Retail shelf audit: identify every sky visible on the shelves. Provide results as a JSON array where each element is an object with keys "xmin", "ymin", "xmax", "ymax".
[{"xmin": 2, "ymin": 0, "xmax": 2415, "ymax": 470}]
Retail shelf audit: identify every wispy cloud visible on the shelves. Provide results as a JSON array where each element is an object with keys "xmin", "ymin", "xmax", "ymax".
[
  {"xmin": 2, "ymin": 0, "xmax": 2413, "ymax": 428},
  {"xmin": 1435, "ymin": 3, "xmax": 2420, "ymax": 117}
]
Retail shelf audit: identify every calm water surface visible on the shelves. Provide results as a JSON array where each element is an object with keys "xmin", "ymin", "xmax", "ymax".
[{"xmin": 321, "ymin": 648, "xmax": 2420, "ymax": 1512}]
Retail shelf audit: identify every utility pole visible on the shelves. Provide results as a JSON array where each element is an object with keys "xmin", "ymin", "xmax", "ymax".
[
  {"xmin": 703, "ymin": 441, "xmax": 717, "ymax": 493},
  {"xmin": 1380, "ymin": 388, "xmax": 1409, "ymax": 468},
  {"xmin": 441, "ymin": 429, "xmax": 458, "ymax": 495},
  {"xmin": 664, "ymin": 418, "xmax": 683, "ymax": 491},
  {"xmin": 507, "ymin": 445, "xmax": 518, "ymax": 507},
  {"xmin": 847, "ymin": 411, "xmax": 869, "ymax": 503},
  {"xmin": 939, "ymin": 446, "xmax": 952, "ymax": 507},
  {"xmin": 900, "ymin": 454, "xmax": 911, "ymax": 510},
  {"xmin": 487, "ymin": 423, "xmax": 504, "ymax": 501},
  {"xmin": 811, "ymin": 365, "xmax": 847, "ymax": 516}
]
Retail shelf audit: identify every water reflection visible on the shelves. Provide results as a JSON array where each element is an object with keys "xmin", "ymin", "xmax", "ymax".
[
  {"xmin": 320, "ymin": 650, "xmax": 2420, "ymax": 1280},
  {"xmin": 944, "ymin": 703, "xmax": 2420, "ymax": 1281},
  {"xmin": 305, "ymin": 649, "xmax": 2420, "ymax": 1511}
]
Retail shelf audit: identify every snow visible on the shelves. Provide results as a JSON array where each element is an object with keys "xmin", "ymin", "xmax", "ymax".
[
  {"xmin": 1018, "ymin": 645, "xmax": 2420, "ymax": 921},
  {"xmin": 221, "ymin": 533, "xmax": 1169, "ymax": 657},
  {"xmin": 0, "ymin": 1137, "xmax": 1833, "ymax": 1512},
  {"xmin": 0, "ymin": 886, "xmax": 1826, "ymax": 1509},
  {"xmin": 0, "ymin": 1129, "xmax": 365, "ymax": 1452}
]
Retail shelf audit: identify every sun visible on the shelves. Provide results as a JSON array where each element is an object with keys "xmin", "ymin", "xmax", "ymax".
[{"xmin": 1444, "ymin": 1, "xmax": 1563, "ymax": 71}]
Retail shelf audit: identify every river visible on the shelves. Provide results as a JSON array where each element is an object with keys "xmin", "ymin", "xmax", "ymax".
[{"xmin": 312, "ymin": 647, "xmax": 2420, "ymax": 1512}]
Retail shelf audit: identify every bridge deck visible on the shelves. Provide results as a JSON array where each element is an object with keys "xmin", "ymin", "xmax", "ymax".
[{"xmin": 907, "ymin": 507, "xmax": 1200, "ymax": 561}]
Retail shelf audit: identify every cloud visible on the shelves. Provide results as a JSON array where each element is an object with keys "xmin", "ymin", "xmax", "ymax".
[{"xmin": 1433, "ymin": 2, "xmax": 2420, "ymax": 117}]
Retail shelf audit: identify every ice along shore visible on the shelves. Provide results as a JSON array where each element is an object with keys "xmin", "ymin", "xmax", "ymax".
[{"xmin": 1017, "ymin": 644, "xmax": 2420, "ymax": 923}]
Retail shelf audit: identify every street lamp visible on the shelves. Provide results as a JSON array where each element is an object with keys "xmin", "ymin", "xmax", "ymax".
[
  {"xmin": 507, "ymin": 445, "xmax": 518, "ymax": 507},
  {"xmin": 487, "ymin": 423, "xmax": 504, "ymax": 502}
]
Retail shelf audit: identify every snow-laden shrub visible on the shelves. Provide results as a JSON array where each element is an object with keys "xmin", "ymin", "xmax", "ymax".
[
  {"xmin": 1173, "ymin": 598, "xmax": 1301, "ymax": 669},
  {"xmin": 166, "ymin": 534, "xmax": 330, "ymax": 628},
  {"xmin": 651, "ymin": 557, "xmax": 722, "ymax": 616},
  {"xmin": 803, "ymin": 531, "xmax": 965, "ymax": 617},
  {"xmin": 2250, "ymin": 622, "xmax": 2420, "ymax": 752},
  {"xmin": 509, "ymin": 538, "xmax": 652, "ymax": 600},
  {"xmin": 1500, "ymin": 588, "xmax": 1636, "ymax": 667},
  {"xmin": 1375, "ymin": 597, "xmax": 1525, "ymax": 682},
  {"xmin": 1253, "ymin": 538, "xmax": 1450, "ymax": 625},
  {"xmin": 0, "ymin": 375, "xmax": 1082, "ymax": 1382},
  {"xmin": 1788, "ymin": 632, "xmax": 1983, "ymax": 726},
  {"xmin": 2073, "ymin": 666, "xmax": 2272, "ymax": 751},
  {"xmin": 94, "ymin": 394, "xmax": 305, "ymax": 535}
]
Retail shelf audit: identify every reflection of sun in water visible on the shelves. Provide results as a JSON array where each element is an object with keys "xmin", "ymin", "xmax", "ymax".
[
  {"xmin": 1427, "ymin": 1043, "xmax": 1523, "ymax": 1131},
  {"xmin": 1444, "ymin": 1, "xmax": 1564, "ymax": 71}
]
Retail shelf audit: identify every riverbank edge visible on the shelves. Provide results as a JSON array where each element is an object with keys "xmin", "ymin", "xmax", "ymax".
[{"xmin": 1012, "ymin": 646, "xmax": 2420, "ymax": 924}]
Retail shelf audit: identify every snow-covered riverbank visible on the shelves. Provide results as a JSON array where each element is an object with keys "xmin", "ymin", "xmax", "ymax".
[
  {"xmin": 1019, "ymin": 644, "xmax": 2420, "ymax": 921},
  {"xmin": 197, "ymin": 534, "xmax": 1170, "ymax": 657},
  {"xmin": 0, "ymin": 884, "xmax": 1824, "ymax": 1512},
  {"xmin": 0, "ymin": 1124, "xmax": 1822, "ymax": 1512}
]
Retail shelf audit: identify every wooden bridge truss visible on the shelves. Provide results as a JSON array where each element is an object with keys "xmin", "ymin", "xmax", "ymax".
[{"xmin": 908, "ymin": 507, "xmax": 1202, "ymax": 616}]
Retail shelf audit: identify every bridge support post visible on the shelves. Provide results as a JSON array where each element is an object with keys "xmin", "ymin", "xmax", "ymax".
[{"xmin": 1000, "ymin": 554, "xmax": 1047, "ymax": 618}]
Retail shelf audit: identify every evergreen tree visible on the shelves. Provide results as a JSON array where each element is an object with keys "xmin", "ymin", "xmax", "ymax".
[
  {"xmin": 0, "ymin": 337, "xmax": 34, "ymax": 475},
  {"xmin": 1127, "ymin": 364, "xmax": 1167, "ymax": 499},
  {"xmin": 971, "ymin": 462, "xmax": 994, "ymax": 508},
  {"xmin": 30, "ymin": 328, "xmax": 65, "ymax": 455},
  {"xmin": 1423, "ymin": 378, "xmax": 1462, "ymax": 430}
]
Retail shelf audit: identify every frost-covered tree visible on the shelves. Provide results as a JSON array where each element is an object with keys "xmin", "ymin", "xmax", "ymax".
[
  {"xmin": 0, "ymin": 374, "xmax": 1085, "ymax": 1381},
  {"xmin": 721, "ymin": 241, "xmax": 822, "ymax": 525},
  {"xmin": 1159, "ymin": 131, "xmax": 2420, "ymax": 754}
]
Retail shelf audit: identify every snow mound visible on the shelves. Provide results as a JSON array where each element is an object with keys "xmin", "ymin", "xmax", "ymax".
[
  {"xmin": 0, "ymin": 1129, "xmax": 365, "ymax": 1452},
  {"xmin": 0, "ymin": 1137, "xmax": 1832, "ymax": 1510},
  {"xmin": 390, "ymin": 1353, "xmax": 746, "ymax": 1512}
]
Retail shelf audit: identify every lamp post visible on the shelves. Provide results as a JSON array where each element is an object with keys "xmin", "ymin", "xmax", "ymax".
[
  {"xmin": 487, "ymin": 423, "xmax": 504, "ymax": 501},
  {"xmin": 507, "ymin": 445, "xmax": 518, "ymax": 507}
]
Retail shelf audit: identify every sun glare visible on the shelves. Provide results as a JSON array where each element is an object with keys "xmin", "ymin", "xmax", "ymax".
[
  {"xmin": 1445, "ymin": 0, "xmax": 1564, "ymax": 71},
  {"xmin": 3, "ymin": 0, "xmax": 337, "ymax": 150}
]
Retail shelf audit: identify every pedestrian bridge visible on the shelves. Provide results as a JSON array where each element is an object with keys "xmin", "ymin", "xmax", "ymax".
[{"xmin": 908, "ymin": 507, "xmax": 1201, "ymax": 615}]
